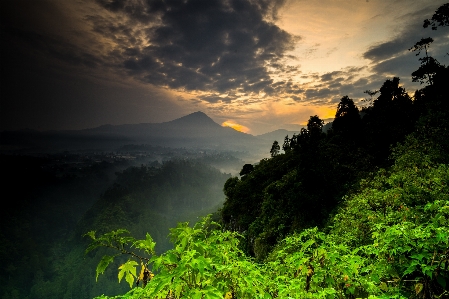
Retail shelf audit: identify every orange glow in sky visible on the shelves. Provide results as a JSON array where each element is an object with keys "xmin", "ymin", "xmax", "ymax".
[{"xmin": 222, "ymin": 121, "xmax": 250, "ymax": 133}]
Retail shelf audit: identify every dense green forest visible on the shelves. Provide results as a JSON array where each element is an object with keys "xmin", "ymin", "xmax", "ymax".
[
  {"xmin": 0, "ymin": 158, "xmax": 231, "ymax": 299},
  {"xmin": 0, "ymin": 154, "xmax": 132, "ymax": 299},
  {"xmin": 84, "ymin": 4, "xmax": 449, "ymax": 299}
]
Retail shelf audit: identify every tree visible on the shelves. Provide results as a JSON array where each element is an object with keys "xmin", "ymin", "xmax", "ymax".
[
  {"xmin": 332, "ymin": 96, "xmax": 361, "ymax": 138},
  {"xmin": 306, "ymin": 115, "xmax": 324, "ymax": 136},
  {"xmin": 409, "ymin": 38, "xmax": 443, "ymax": 85},
  {"xmin": 362, "ymin": 89, "xmax": 379, "ymax": 107},
  {"xmin": 374, "ymin": 77, "xmax": 410, "ymax": 106},
  {"xmin": 289, "ymin": 133, "xmax": 298, "ymax": 149},
  {"xmin": 360, "ymin": 77, "xmax": 415, "ymax": 165},
  {"xmin": 270, "ymin": 140, "xmax": 280, "ymax": 157},
  {"xmin": 282, "ymin": 135, "xmax": 291, "ymax": 152},
  {"xmin": 423, "ymin": 3, "xmax": 449, "ymax": 30},
  {"xmin": 239, "ymin": 164, "xmax": 254, "ymax": 177},
  {"xmin": 410, "ymin": 3, "xmax": 449, "ymax": 86}
]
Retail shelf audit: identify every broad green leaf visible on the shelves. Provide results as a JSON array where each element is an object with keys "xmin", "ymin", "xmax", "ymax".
[
  {"xmin": 118, "ymin": 260, "xmax": 138, "ymax": 287},
  {"xmin": 125, "ymin": 272, "xmax": 134, "ymax": 288},
  {"xmin": 96, "ymin": 255, "xmax": 114, "ymax": 281}
]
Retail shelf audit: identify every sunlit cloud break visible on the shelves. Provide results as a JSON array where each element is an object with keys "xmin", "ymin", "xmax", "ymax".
[{"xmin": 222, "ymin": 121, "xmax": 250, "ymax": 133}]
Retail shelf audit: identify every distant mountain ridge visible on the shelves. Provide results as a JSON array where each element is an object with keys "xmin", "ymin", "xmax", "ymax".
[
  {"xmin": 79, "ymin": 111, "xmax": 257, "ymax": 142},
  {"xmin": 256, "ymin": 129, "xmax": 301, "ymax": 143},
  {"xmin": 0, "ymin": 111, "xmax": 267, "ymax": 154},
  {"xmin": 85, "ymin": 112, "xmax": 221, "ymax": 134}
]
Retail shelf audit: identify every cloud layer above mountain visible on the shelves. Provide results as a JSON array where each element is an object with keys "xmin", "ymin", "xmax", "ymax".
[{"xmin": 1, "ymin": 0, "xmax": 447, "ymax": 134}]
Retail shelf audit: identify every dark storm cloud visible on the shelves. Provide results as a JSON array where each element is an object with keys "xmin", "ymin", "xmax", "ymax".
[
  {"xmin": 89, "ymin": 0, "xmax": 296, "ymax": 96},
  {"xmin": 282, "ymin": 64, "xmax": 395, "ymax": 107},
  {"xmin": 292, "ymin": 66, "xmax": 370, "ymax": 104},
  {"xmin": 371, "ymin": 54, "xmax": 419, "ymax": 78},
  {"xmin": 364, "ymin": 38, "xmax": 410, "ymax": 62},
  {"xmin": 1, "ymin": 0, "xmax": 296, "ymax": 100}
]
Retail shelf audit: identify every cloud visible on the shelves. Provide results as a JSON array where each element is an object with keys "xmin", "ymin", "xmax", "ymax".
[
  {"xmin": 2, "ymin": 0, "xmax": 446, "ymax": 134},
  {"xmin": 305, "ymin": 88, "xmax": 333, "ymax": 100},
  {"xmin": 285, "ymin": 66, "xmax": 372, "ymax": 106},
  {"xmin": 363, "ymin": 3, "xmax": 449, "ymax": 84},
  {"xmin": 0, "ymin": 0, "xmax": 304, "ymax": 131},
  {"xmin": 2, "ymin": 0, "xmax": 298, "ymax": 96},
  {"xmin": 88, "ymin": 0, "xmax": 297, "ymax": 95},
  {"xmin": 198, "ymin": 93, "xmax": 237, "ymax": 104},
  {"xmin": 320, "ymin": 71, "xmax": 343, "ymax": 82},
  {"xmin": 285, "ymin": 2, "xmax": 448, "ymax": 110}
]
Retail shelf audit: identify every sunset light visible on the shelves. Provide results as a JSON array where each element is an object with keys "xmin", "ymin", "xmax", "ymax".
[
  {"xmin": 222, "ymin": 121, "xmax": 250, "ymax": 133},
  {"xmin": 1, "ymin": 0, "xmax": 447, "ymax": 135}
]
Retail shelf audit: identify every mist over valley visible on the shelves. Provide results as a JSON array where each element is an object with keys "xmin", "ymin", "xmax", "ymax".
[{"xmin": 0, "ymin": 111, "xmax": 287, "ymax": 298}]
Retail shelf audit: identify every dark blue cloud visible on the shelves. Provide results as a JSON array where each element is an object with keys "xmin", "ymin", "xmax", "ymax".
[
  {"xmin": 91, "ymin": 0, "xmax": 296, "ymax": 95},
  {"xmin": 363, "ymin": 2, "xmax": 449, "ymax": 79}
]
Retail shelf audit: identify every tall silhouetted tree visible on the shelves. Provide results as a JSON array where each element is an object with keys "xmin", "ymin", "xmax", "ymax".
[
  {"xmin": 282, "ymin": 135, "xmax": 291, "ymax": 152},
  {"xmin": 307, "ymin": 115, "xmax": 324, "ymax": 136},
  {"xmin": 362, "ymin": 77, "xmax": 414, "ymax": 164},
  {"xmin": 270, "ymin": 140, "xmax": 280, "ymax": 157},
  {"xmin": 409, "ymin": 38, "xmax": 443, "ymax": 85},
  {"xmin": 332, "ymin": 96, "xmax": 361, "ymax": 140}
]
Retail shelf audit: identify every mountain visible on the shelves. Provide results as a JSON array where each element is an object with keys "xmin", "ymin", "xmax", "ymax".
[
  {"xmin": 256, "ymin": 129, "xmax": 300, "ymax": 143},
  {"xmin": 83, "ymin": 111, "xmax": 231, "ymax": 138},
  {"xmin": 0, "ymin": 112, "xmax": 267, "ymax": 154},
  {"xmin": 166, "ymin": 111, "xmax": 221, "ymax": 128},
  {"xmin": 78, "ymin": 111, "xmax": 264, "ymax": 150}
]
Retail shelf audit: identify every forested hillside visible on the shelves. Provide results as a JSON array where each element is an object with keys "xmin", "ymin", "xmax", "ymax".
[
  {"xmin": 0, "ymin": 154, "xmax": 131, "ymax": 299},
  {"xmin": 220, "ymin": 72, "xmax": 448, "ymax": 259},
  {"xmin": 85, "ymin": 4, "xmax": 449, "ymax": 299},
  {"xmin": 0, "ymin": 158, "xmax": 231, "ymax": 299}
]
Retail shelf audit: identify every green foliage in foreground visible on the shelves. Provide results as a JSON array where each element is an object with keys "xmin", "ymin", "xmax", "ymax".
[{"xmin": 86, "ymin": 138, "xmax": 448, "ymax": 298}]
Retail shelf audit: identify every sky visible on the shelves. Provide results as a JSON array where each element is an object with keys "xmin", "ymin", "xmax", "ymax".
[{"xmin": 1, "ymin": 0, "xmax": 448, "ymax": 135}]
